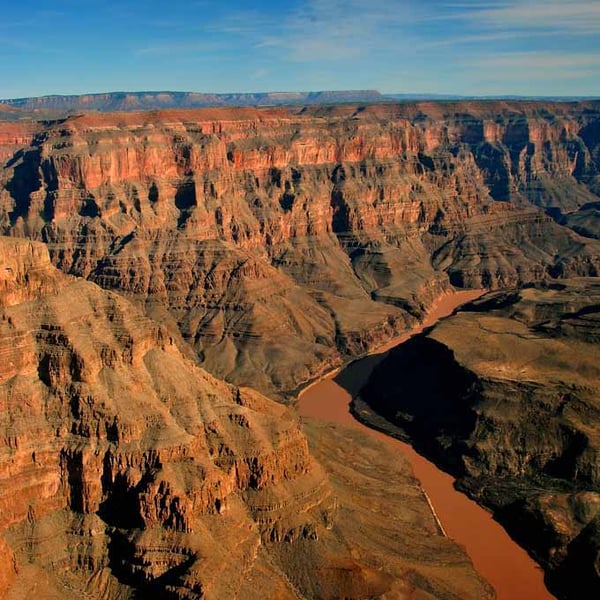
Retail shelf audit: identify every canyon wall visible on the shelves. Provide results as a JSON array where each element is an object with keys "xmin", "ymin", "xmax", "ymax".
[
  {"xmin": 359, "ymin": 280, "xmax": 600, "ymax": 599},
  {"xmin": 0, "ymin": 237, "xmax": 491, "ymax": 599},
  {"xmin": 1, "ymin": 102, "xmax": 599, "ymax": 397},
  {"xmin": 0, "ymin": 236, "xmax": 332, "ymax": 598}
]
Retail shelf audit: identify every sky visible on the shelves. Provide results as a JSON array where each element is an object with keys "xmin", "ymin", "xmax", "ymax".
[{"xmin": 1, "ymin": 0, "xmax": 599, "ymax": 98}]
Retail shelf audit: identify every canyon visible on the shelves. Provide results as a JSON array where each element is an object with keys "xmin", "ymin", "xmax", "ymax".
[
  {"xmin": 1, "ymin": 102, "xmax": 599, "ymax": 399},
  {"xmin": 298, "ymin": 288, "xmax": 553, "ymax": 600},
  {"xmin": 1, "ymin": 99, "xmax": 600, "ymax": 597},
  {"xmin": 0, "ymin": 236, "xmax": 490, "ymax": 599}
]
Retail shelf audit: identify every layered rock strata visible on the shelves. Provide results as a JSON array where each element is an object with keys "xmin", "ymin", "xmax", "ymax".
[
  {"xmin": 358, "ymin": 279, "xmax": 600, "ymax": 598},
  {"xmin": 0, "ymin": 236, "xmax": 334, "ymax": 598},
  {"xmin": 0, "ymin": 237, "xmax": 490, "ymax": 599},
  {"xmin": 1, "ymin": 102, "xmax": 600, "ymax": 395}
]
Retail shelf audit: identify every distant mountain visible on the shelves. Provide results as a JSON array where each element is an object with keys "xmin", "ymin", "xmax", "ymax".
[
  {"xmin": 386, "ymin": 93, "xmax": 600, "ymax": 102},
  {"xmin": 385, "ymin": 93, "xmax": 472, "ymax": 101},
  {"xmin": 0, "ymin": 90, "xmax": 386, "ymax": 113},
  {"xmin": 2, "ymin": 90, "xmax": 599, "ymax": 120}
]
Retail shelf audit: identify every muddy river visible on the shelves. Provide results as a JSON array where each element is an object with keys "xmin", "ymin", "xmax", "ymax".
[{"xmin": 297, "ymin": 290, "xmax": 555, "ymax": 600}]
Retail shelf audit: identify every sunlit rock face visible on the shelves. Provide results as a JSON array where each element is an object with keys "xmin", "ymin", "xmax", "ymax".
[
  {"xmin": 0, "ymin": 237, "xmax": 333, "ymax": 599},
  {"xmin": 1, "ymin": 102, "xmax": 599, "ymax": 396}
]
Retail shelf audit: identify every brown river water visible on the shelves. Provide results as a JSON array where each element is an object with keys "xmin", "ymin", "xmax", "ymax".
[{"xmin": 297, "ymin": 290, "xmax": 555, "ymax": 600}]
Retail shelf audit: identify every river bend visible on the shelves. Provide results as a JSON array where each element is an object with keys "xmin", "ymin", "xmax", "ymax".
[{"xmin": 297, "ymin": 290, "xmax": 554, "ymax": 600}]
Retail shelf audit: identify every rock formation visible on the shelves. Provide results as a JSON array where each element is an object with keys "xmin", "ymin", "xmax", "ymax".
[
  {"xmin": 358, "ymin": 279, "xmax": 600, "ymax": 599},
  {"xmin": 1, "ymin": 102, "xmax": 599, "ymax": 397},
  {"xmin": 0, "ymin": 237, "xmax": 490, "ymax": 599}
]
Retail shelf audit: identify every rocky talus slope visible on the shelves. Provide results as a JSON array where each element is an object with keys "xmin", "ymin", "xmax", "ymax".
[
  {"xmin": 1, "ymin": 102, "xmax": 599, "ymax": 396},
  {"xmin": 0, "ymin": 237, "xmax": 490, "ymax": 600},
  {"xmin": 358, "ymin": 280, "xmax": 600, "ymax": 599},
  {"xmin": 302, "ymin": 421, "xmax": 495, "ymax": 600}
]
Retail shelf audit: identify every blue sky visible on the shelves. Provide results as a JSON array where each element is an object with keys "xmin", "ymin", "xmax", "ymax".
[{"xmin": 1, "ymin": 0, "xmax": 599, "ymax": 98}]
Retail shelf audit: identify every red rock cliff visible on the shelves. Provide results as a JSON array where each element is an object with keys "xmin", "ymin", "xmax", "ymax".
[{"xmin": 1, "ymin": 102, "xmax": 599, "ymax": 395}]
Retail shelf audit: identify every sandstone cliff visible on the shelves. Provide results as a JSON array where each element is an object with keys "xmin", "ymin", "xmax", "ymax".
[
  {"xmin": 358, "ymin": 279, "xmax": 600, "ymax": 599},
  {"xmin": 0, "ymin": 237, "xmax": 491, "ymax": 599},
  {"xmin": 1, "ymin": 102, "xmax": 599, "ymax": 395}
]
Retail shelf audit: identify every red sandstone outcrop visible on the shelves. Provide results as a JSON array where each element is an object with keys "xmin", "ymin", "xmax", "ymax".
[{"xmin": 1, "ymin": 102, "xmax": 599, "ymax": 395}]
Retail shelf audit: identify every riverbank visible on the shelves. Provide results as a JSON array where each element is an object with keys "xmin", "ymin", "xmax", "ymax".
[
  {"xmin": 297, "ymin": 288, "xmax": 555, "ymax": 600},
  {"xmin": 291, "ymin": 289, "xmax": 482, "ymax": 405}
]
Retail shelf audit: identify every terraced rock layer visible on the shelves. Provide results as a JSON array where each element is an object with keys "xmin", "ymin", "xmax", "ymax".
[
  {"xmin": 1, "ymin": 102, "xmax": 600, "ymax": 396},
  {"xmin": 0, "ymin": 236, "xmax": 332, "ymax": 598},
  {"xmin": 359, "ymin": 279, "xmax": 600, "ymax": 599},
  {"xmin": 0, "ymin": 237, "xmax": 490, "ymax": 599}
]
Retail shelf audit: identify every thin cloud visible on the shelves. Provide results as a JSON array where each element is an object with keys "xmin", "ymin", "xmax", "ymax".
[
  {"xmin": 250, "ymin": 68, "xmax": 269, "ymax": 80},
  {"xmin": 35, "ymin": 9, "xmax": 65, "ymax": 19},
  {"xmin": 461, "ymin": 1, "xmax": 600, "ymax": 34},
  {"xmin": 135, "ymin": 41, "xmax": 226, "ymax": 56},
  {"xmin": 206, "ymin": 10, "xmax": 279, "ymax": 37},
  {"xmin": 142, "ymin": 19, "xmax": 190, "ymax": 29},
  {"xmin": 0, "ymin": 36, "xmax": 40, "ymax": 51},
  {"xmin": 464, "ymin": 51, "xmax": 600, "ymax": 85},
  {"xmin": 257, "ymin": 0, "xmax": 418, "ymax": 62},
  {"xmin": 255, "ymin": 36, "xmax": 284, "ymax": 49},
  {"xmin": 425, "ymin": 31, "xmax": 527, "ymax": 47},
  {"xmin": 469, "ymin": 51, "xmax": 600, "ymax": 70}
]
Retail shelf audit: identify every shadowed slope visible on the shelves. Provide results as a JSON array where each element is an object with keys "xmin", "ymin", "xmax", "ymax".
[{"xmin": 360, "ymin": 280, "xmax": 600, "ymax": 599}]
